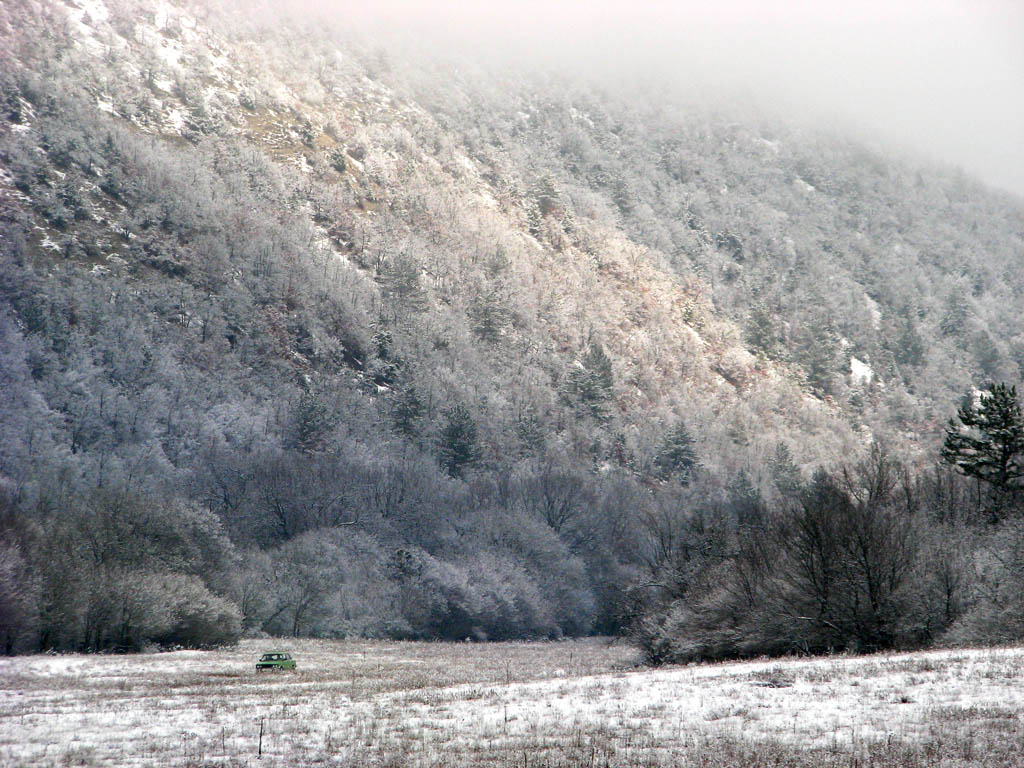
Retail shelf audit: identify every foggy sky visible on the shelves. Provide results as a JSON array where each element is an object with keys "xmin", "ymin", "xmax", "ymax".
[{"xmin": 312, "ymin": 0, "xmax": 1024, "ymax": 197}]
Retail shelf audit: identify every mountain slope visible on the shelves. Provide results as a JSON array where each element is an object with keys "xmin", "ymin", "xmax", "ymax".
[{"xmin": 0, "ymin": 0, "xmax": 1021, "ymax": 651}]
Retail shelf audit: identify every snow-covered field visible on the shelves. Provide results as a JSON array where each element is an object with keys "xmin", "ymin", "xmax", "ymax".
[{"xmin": 2, "ymin": 639, "xmax": 1023, "ymax": 767}]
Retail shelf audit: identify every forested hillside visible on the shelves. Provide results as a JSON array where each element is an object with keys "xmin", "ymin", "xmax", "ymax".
[{"xmin": 1, "ymin": 0, "xmax": 1023, "ymax": 656}]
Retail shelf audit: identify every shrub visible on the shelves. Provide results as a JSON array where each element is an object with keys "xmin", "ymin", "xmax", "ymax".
[
  {"xmin": 152, "ymin": 573, "xmax": 243, "ymax": 648},
  {"xmin": 943, "ymin": 519, "xmax": 1024, "ymax": 646}
]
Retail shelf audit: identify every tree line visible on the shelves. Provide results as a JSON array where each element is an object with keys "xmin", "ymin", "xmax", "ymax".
[
  {"xmin": 2, "ymin": 380, "xmax": 1021, "ymax": 656},
  {"xmin": 634, "ymin": 384, "xmax": 1024, "ymax": 663}
]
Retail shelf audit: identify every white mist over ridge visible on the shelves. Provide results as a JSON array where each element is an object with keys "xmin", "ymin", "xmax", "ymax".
[{"xmin": 271, "ymin": 0, "xmax": 1024, "ymax": 196}]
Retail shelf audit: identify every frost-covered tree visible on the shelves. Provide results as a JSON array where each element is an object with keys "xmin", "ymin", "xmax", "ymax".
[
  {"xmin": 292, "ymin": 391, "xmax": 333, "ymax": 453},
  {"xmin": 794, "ymin": 318, "xmax": 840, "ymax": 396},
  {"xmin": 564, "ymin": 341, "xmax": 614, "ymax": 420},
  {"xmin": 893, "ymin": 312, "xmax": 926, "ymax": 368},
  {"xmin": 468, "ymin": 285, "xmax": 510, "ymax": 343},
  {"xmin": 392, "ymin": 385, "xmax": 426, "ymax": 439},
  {"xmin": 745, "ymin": 300, "xmax": 783, "ymax": 360},
  {"xmin": 653, "ymin": 422, "xmax": 698, "ymax": 485},
  {"xmin": 769, "ymin": 442, "xmax": 803, "ymax": 499},
  {"xmin": 378, "ymin": 251, "xmax": 428, "ymax": 315}
]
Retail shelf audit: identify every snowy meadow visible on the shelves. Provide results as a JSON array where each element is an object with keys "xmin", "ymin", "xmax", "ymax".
[{"xmin": 2, "ymin": 639, "xmax": 1024, "ymax": 767}]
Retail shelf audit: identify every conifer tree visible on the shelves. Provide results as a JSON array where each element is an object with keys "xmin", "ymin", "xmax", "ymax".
[
  {"xmin": 654, "ymin": 422, "xmax": 699, "ymax": 485},
  {"xmin": 769, "ymin": 442, "xmax": 803, "ymax": 498},
  {"xmin": 942, "ymin": 383, "xmax": 1024, "ymax": 519},
  {"xmin": 531, "ymin": 174, "xmax": 560, "ymax": 217},
  {"xmin": 795, "ymin": 319, "xmax": 839, "ymax": 396},
  {"xmin": 438, "ymin": 404, "xmax": 478, "ymax": 477},
  {"xmin": 293, "ymin": 391, "xmax": 332, "ymax": 453},
  {"xmin": 893, "ymin": 314, "xmax": 925, "ymax": 367},
  {"xmin": 745, "ymin": 301, "xmax": 783, "ymax": 360},
  {"xmin": 564, "ymin": 341, "xmax": 615, "ymax": 420},
  {"xmin": 392, "ymin": 386, "xmax": 425, "ymax": 439},
  {"xmin": 468, "ymin": 285, "xmax": 509, "ymax": 343},
  {"xmin": 940, "ymin": 284, "xmax": 972, "ymax": 337},
  {"xmin": 378, "ymin": 252, "xmax": 427, "ymax": 315}
]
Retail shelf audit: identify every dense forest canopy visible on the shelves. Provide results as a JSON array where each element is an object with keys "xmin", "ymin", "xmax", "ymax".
[{"xmin": 1, "ymin": 0, "xmax": 1023, "ymax": 657}]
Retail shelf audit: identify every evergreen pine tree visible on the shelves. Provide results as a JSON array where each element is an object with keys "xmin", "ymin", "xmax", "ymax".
[
  {"xmin": 514, "ymin": 408, "xmax": 545, "ymax": 455},
  {"xmin": 654, "ymin": 422, "xmax": 699, "ymax": 485},
  {"xmin": 438, "ymin": 404, "xmax": 479, "ymax": 477},
  {"xmin": 378, "ymin": 252, "xmax": 428, "ymax": 314},
  {"xmin": 392, "ymin": 386, "xmax": 425, "ymax": 439},
  {"xmin": 293, "ymin": 391, "xmax": 333, "ymax": 453},
  {"xmin": 727, "ymin": 469, "xmax": 763, "ymax": 527},
  {"xmin": 526, "ymin": 199, "xmax": 543, "ymax": 238},
  {"xmin": 971, "ymin": 331, "xmax": 1002, "ymax": 379},
  {"xmin": 894, "ymin": 314, "xmax": 925, "ymax": 367},
  {"xmin": 531, "ymin": 174, "xmax": 560, "ymax": 216},
  {"xmin": 795, "ymin": 319, "xmax": 839, "ymax": 396},
  {"xmin": 745, "ymin": 301, "xmax": 782, "ymax": 360},
  {"xmin": 769, "ymin": 442, "xmax": 803, "ymax": 498},
  {"xmin": 942, "ymin": 383, "xmax": 1024, "ymax": 519},
  {"xmin": 939, "ymin": 284, "xmax": 971, "ymax": 337},
  {"xmin": 564, "ymin": 341, "xmax": 615, "ymax": 420},
  {"xmin": 468, "ymin": 286, "xmax": 510, "ymax": 343}
]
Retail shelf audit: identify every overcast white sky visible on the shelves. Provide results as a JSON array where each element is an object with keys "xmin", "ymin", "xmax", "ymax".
[{"xmin": 331, "ymin": 0, "xmax": 1024, "ymax": 196}]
